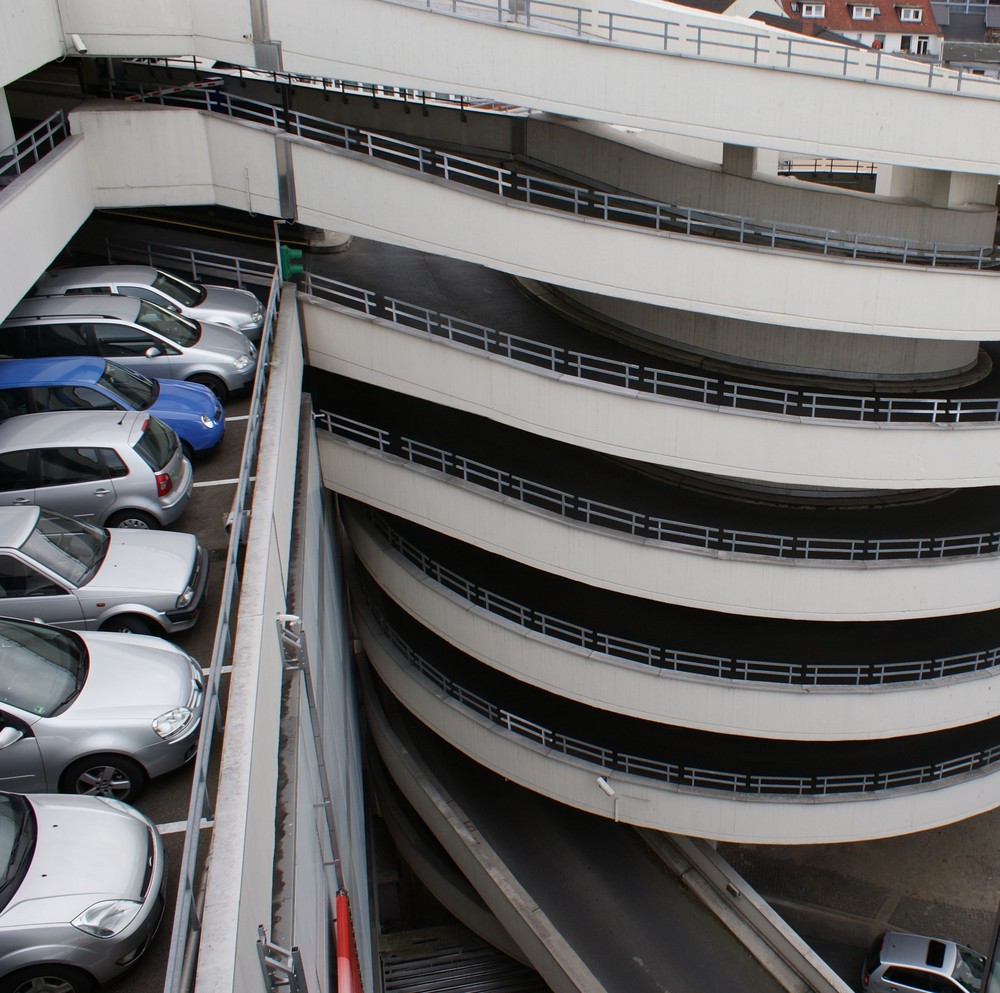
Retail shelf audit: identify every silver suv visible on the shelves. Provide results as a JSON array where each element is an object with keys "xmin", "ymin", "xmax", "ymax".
[
  {"xmin": 0, "ymin": 409, "xmax": 192, "ymax": 529},
  {"xmin": 862, "ymin": 931, "xmax": 986, "ymax": 993},
  {"xmin": 1, "ymin": 294, "xmax": 257, "ymax": 400},
  {"xmin": 34, "ymin": 264, "xmax": 265, "ymax": 343}
]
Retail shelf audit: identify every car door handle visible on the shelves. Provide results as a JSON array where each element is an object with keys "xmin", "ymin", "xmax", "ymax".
[
  {"xmin": 11, "ymin": 497, "xmax": 31, "ymax": 505},
  {"xmin": 93, "ymin": 488, "xmax": 111, "ymax": 497}
]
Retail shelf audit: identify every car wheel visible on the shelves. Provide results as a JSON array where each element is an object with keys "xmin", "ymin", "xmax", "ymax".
[
  {"xmin": 106, "ymin": 509, "xmax": 159, "ymax": 530},
  {"xmin": 61, "ymin": 754, "xmax": 146, "ymax": 803},
  {"xmin": 99, "ymin": 614, "xmax": 155, "ymax": 636},
  {"xmin": 181, "ymin": 439, "xmax": 196, "ymax": 463},
  {"xmin": 0, "ymin": 966, "xmax": 94, "ymax": 993},
  {"xmin": 187, "ymin": 373, "xmax": 228, "ymax": 403}
]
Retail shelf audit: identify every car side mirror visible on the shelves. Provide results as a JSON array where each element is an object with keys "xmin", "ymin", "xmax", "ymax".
[
  {"xmin": 145, "ymin": 346, "xmax": 163, "ymax": 359},
  {"xmin": 0, "ymin": 726, "xmax": 24, "ymax": 748}
]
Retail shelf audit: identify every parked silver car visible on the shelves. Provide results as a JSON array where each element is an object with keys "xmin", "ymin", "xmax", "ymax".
[
  {"xmin": 1, "ymin": 294, "xmax": 257, "ymax": 400},
  {"xmin": 0, "ymin": 506, "xmax": 208, "ymax": 635},
  {"xmin": 34, "ymin": 264, "xmax": 265, "ymax": 343},
  {"xmin": 0, "ymin": 791, "xmax": 165, "ymax": 993},
  {"xmin": 862, "ymin": 931, "xmax": 986, "ymax": 993},
  {"xmin": 0, "ymin": 409, "xmax": 192, "ymax": 530},
  {"xmin": 0, "ymin": 617, "xmax": 203, "ymax": 802}
]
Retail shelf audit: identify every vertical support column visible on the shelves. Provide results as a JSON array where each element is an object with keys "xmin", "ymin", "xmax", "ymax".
[
  {"xmin": 876, "ymin": 164, "xmax": 999, "ymax": 208},
  {"xmin": 0, "ymin": 89, "xmax": 15, "ymax": 151},
  {"xmin": 722, "ymin": 143, "xmax": 780, "ymax": 178}
]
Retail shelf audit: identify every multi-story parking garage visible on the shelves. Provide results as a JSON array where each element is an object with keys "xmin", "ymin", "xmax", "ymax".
[{"xmin": 5, "ymin": 0, "xmax": 1000, "ymax": 989}]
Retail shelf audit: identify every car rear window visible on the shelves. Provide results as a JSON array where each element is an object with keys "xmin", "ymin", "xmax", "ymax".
[{"xmin": 134, "ymin": 416, "xmax": 177, "ymax": 471}]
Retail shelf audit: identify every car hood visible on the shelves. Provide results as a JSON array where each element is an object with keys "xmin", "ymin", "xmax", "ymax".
[
  {"xmin": 200, "ymin": 286, "xmax": 262, "ymax": 326},
  {"xmin": 196, "ymin": 319, "xmax": 256, "ymax": 362},
  {"xmin": 66, "ymin": 633, "xmax": 197, "ymax": 722},
  {"xmin": 2, "ymin": 794, "xmax": 150, "ymax": 926},
  {"xmin": 152, "ymin": 378, "xmax": 222, "ymax": 421},
  {"xmin": 86, "ymin": 530, "xmax": 198, "ymax": 596}
]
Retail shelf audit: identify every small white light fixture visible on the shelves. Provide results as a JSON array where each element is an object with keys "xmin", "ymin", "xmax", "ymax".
[
  {"xmin": 71, "ymin": 34, "xmax": 88, "ymax": 54},
  {"xmin": 596, "ymin": 776, "xmax": 616, "ymax": 797}
]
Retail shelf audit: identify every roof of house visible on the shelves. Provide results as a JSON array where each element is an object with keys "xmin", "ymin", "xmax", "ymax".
[{"xmin": 775, "ymin": 0, "xmax": 940, "ymax": 35}]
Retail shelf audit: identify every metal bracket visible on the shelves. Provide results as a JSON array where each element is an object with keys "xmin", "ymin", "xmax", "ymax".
[{"xmin": 257, "ymin": 925, "xmax": 309, "ymax": 993}]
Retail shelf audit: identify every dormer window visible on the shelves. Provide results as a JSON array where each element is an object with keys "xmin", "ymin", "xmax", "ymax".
[
  {"xmin": 802, "ymin": 3, "xmax": 825, "ymax": 15},
  {"xmin": 851, "ymin": 4, "xmax": 876, "ymax": 17},
  {"xmin": 899, "ymin": 6, "xmax": 922, "ymax": 19}
]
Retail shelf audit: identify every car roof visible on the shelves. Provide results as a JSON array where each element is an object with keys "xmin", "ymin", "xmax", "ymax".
[
  {"xmin": 0, "ymin": 505, "xmax": 42, "ymax": 548},
  {"xmin": 880, "ymin": 932, "xmax": 959, "ymax": 974},
  {"xmin": 6, "ymin": 294, "xmax": 143, "ymax": 322},
  {"xmin": 0, "ymin": 409, "xmax": 142, "ymax": 448},
  {"xmin": 0, "ymin": 356, "xmax": 107, "ymax": 387},
  {"xmin": 36, "ymin": 265, "xmax": 160, "ymax": 289}
]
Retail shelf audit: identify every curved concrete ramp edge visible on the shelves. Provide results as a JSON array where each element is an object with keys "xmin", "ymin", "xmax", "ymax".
[
  {"xmin": 363, "ymin": 663, "xmax": 608, "ymax": 993},
  {"xmin": 639, "ymin": 831, "xmax": 852, "ymax": 993}
]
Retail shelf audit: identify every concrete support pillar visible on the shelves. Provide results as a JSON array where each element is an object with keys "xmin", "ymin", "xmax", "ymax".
[
  {"xmin": 875, "ymin": 164, "xmax": 999, "ymax": 209},
  {"xmin": 722, "ymin": 143, "xmax": 780, "ymax": 179},
  {"xmin": 0, "ymin": 89, "xmax": 15, "ymax": 151}
]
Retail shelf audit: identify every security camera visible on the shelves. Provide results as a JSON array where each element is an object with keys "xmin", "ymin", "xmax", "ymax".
[
  {"xmin": 596, "ymin": 776, "xmax": 617, "ymax": 797},
  {"xmin": 71, "ymin": 34, "xmax": 88, "ymax": 55}
]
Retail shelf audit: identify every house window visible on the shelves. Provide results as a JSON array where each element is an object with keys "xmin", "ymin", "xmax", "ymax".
[
  {"xmin": 900, "ymin": 34, "xmax": 912, "ymax": 50},
  {"xmin": 802, "ymin": 3, "xmax": 825, "ymax": 15},
  {"xmin": 851, "ymin": 5, "xmax": 876, "ymax": 17},
  {"xmin": 899, "ymin": 6, "xmax": 922, "ymax": 19},
  {"xmin": 916, "ymin": 34, "xmax": 929, "ymax": 52},
  {"xmin": 873, "ymin": 32, "xmax": 886, "ymax": 47}
]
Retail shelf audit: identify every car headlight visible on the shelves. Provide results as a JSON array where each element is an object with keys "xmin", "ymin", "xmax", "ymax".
[
  {"xmin": 73, "ymin": 899, "xmax": 143, "ymax": 938},
  {"xmin": 199, "ymin": 414, "xmax": 216, "ymax": 429},
  {"xmin": 175, "ymin": 584, "xmax": 196, "ymax": 609},
  {"xmin": 233, "ymin": 354, "xmax": 253, "ymax": 371},
  {"xmin": 153, "ymin": 707, "xmax": 193, "ymax": 738},
  {"xmin": 242, "ymin": 309, "xmax": 263, "ymax": 328}
]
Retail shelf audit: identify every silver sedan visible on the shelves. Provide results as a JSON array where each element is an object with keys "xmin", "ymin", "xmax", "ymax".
[{"xmin": 0, "ymin": 617, "xmax": 203, "ymax": 802}]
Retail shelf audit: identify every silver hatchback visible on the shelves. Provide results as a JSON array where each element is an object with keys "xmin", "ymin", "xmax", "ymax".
[
  {"xmin": 1, "ymin": 294, "xmax": 257, "ymax": 400},
  {"xmin": 34, "ymin": 264, "xmax": 266, "ymax": 343},
  {"xmin": 863, "ymin": 931, "xmax": 986, "ymax": 993},
  {"xmin": 0, "ymin": 409, "xmax": 191, "ymax": 530},
  {"xmin": 0, "ymin": 791, "xmax": 165, "ymax": 993},
  {"xmin": 0, "ymin": 617, "xmax": 203, "ymax": 803}
]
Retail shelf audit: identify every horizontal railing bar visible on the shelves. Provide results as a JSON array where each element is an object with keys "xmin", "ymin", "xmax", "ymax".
[
  {"xmin": 367, "ymin": 509, "xmax": 1000, "ymax": 686},
  {"xmin": 317, "ymin": 409, "xmax": 1000, "ymax": 563}
]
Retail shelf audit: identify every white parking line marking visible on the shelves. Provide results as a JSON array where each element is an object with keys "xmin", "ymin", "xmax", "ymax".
[
  {"xmin": 157, "ymin": 818, "xmax": 214, "ymax": 835},
  {"xmin": 193, "ymin": 478, "xmax": 241, "ymax": 487},
  {"xmin": 226, "ymin": 415, "xmax": 251, "ymax": 422},
  {"xmin": 200, "ymin": 665, "xmax": 234, "ymax": 676}
]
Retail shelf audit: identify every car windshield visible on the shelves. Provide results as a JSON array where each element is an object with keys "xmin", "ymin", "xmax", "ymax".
[
  {"xmin": 135, "ymin": 301, "xmax": 200, "ymax": 347},
  {"xmin": 0, "ymin": 620, "xmax": 87, "ymax": 716},
  {"xmin": 0, "ymin": 794, "xmax": 33, "ymax": 913},
  {"xmin": 20, "ymin": 510, "xmax": 108, "ymax": 587},
  {"xmin": 98, "ymin": 360, "xmax": 158, "ymax": 410},
  {"xmin": 952, "ymin": 945, "xmax": 986, "ymax": 992},
  {"xmin": 152, "ymin": 270, "xmax": 206, "ymax": 308}
]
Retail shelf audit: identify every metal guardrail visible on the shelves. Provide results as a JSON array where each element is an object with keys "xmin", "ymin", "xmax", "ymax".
[
  {"xmin": 778, "ymin": 157, "xmax": 877, "ymax": 177},
  {"xmin": 316, "ymin": 408, "xmax": 1000, "ymax": 563},
  {"xmin": 98, "ymin": 235, "xmax": 278, "ymax": 290},
  {"xmin": 395, "ymin": 0, "xmax": 1000, "ymax": 99},
  {"xmin": 156, "ymin": 251, "xmax": 281, "ymax": 993},
  {"xmin": 301, "ymin": 270, "xmax": 1000, "ymax": 425},
  {"xmin": 360, "ymin": 581, "xmax": 1000, "ymax": 798},
  {"xmin": 122, "ymin": 86, "xmax": 998, "ymax": 270},
  {"xmin": 0, "ymin": 111, "xmax": 69, "ymax": 190},
  {"xmin": 367, "ymin": 509, "xmax": 1000, "ymax": 686}
]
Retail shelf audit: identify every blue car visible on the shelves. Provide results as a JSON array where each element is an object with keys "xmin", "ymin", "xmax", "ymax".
[{"xmin": 0, "ymin": 356, "xmax": 224, "ymax": 457}]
